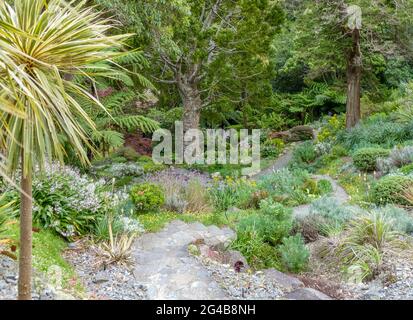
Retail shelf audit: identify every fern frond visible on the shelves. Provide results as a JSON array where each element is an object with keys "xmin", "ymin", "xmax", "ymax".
[
  {"xmin": 91, "ymin": 130, "xmax": 125, "ymax": 148},
  {"xmin": 114, "ymin": 115, "xmax": 160, "ymax": 133}
]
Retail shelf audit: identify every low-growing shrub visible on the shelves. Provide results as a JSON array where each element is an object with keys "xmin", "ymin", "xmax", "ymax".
[
  {"xmin": 278, "ymin": 235, "xmax": 310, "ymax": 273},
  {"xmin": 209, "ymin": 177, "xmax": 255, "ymax": 211},
  {"xmin": 231, "ymin": 230, "xmax": 280, "ymax": 270},
  {"xmin": 352, "ymin": 147, "xmax": 390, "ymax": 171},
  {"xmin": 371, "ymin": 175, "xmax": 413, "ymax": 205},
  {"xmin": 292, "ymin": 141, "xmax": 317, "ymax": 164},
  {"xmin": 317, "ymin": 179, "xmax": 334, "ymax": 195},
  {"xmin": 130, "ymin": 183, "xmax": 165, "ymax": 213},
  {"xmin": 295, "ymin": 197, "xmax": 357, "ymax": 241},
  {"xmin": 376, "ymin": 146, "xmax": 413, "ymax": 174},
  {"xmin": 113, "ymin": 146, "xmax": 140, "ymax": 162},
  {"xmin": 261, "ymin": 138, "xmax": 285, "ymax": 158},
  {"xmin": 400, "ymin": 163, "xmax": 413, "ymax": 175},
  {"xmin": 258, "ymin": 169, "xmax": 317, "ymax": 206},
  {"xmin": 237, "ymin": 200, "xmax": 292, "ymax": 246},
  {"xmin": 24, "ymin": 163, "xmax": 105, "ymax": 238},
  {"xmin": 337, "ymin": 118, "xmax": 413, "ymax": 150}
]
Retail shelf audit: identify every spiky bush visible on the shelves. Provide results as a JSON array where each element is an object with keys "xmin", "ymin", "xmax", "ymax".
[{"xmin": 278, "ymin": 235, "xmax": 310, "ymax": 273}]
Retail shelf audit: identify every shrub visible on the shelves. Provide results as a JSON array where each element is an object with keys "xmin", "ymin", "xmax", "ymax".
[
  {"xmin": 317, "ymin": 179, "xmax": 333, "ymax": 195},
  {"xmin": 338, "ymin": 118, "xmax": 413, "ymax": 150},
  {"xmin": 295, "ymin": 197, "xmax": 358, "ymax": 241},
  {"xmin": 310, "ymin": 197, "xmax": 356, "ymax": 226},
  {"xmin": 231, "ymin": 230, "xmax": 280, "ymax": 270},
  {"xmin": 130, "ymin": 183, "xmax": 165, "ymax": 213},
  {"xmin": 352, "ymin": 147, "xmax": 390, "ymax": 171},
  {"xmin": 209, "ymin": 177, "xmax": 255, "ymax": 211},
  {"xmin": 261, "ymin": 138, "xmax": 284, "ymax": 158},
  {"xmin": 371, "ymin": 175, "xmax": 413, "ymax": 205},
  {"xmin": 23, "ymin": 163, "xmax": 105, "ymax": 238},
  {"xmin": 237, "ymin": 200, "xmax": 292, "ymax": 246},
  {"xmin": 331, "ymin": 145, "xmax": 348, "ymax": 158},
  {"xmin": 258, "ymin": 169, "xmax": 316, "ymax": 206},
  {"xmin": 317, "ymin": 114, "xmax": 346, "ymax": 143},
  {"xmin": 185, "ymin": 180, "xmax": 211, "ymax": 213},
  {"xmin": 105, "ymin": 163, "xmax": 144, "ymax": 179},
  {"xmin": 278, "ymin": 235, "xmax": 310, "ymax": 273},
  {"xmin": 400, "ymin": 163, "xmax": 413, "ymax": 174},
  {"xmin": 292, "ymin": 141, "xmax": 317, "ymax": 165},
  {"xmin": 114, "ymin": 146, "xmax": 139, "ymax": 161},
  {"xmin": 377, "ymin": 146, "xmax": 413, "ymax": 174}
]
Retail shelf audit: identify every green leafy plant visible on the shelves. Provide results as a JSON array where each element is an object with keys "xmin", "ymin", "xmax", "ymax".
[
  {"xmin": 278, "ymin": 235, "xmax": 310, "ymax": 273},
  {"xmin": 237, "ymin": 200, "xmax": 292, "ymax": 246},
  {"xmin": 130, "ymin": 183, "xmax": 165, "ymax": 213},
  {"xmin": 261, "ymin": 138, "xmax": 285, "ymax": 158},
  {"xmin": 317, "ymin": 179, "xmax": 334, "ymax": 195},
  {"xmin": 371, "ymin": 175, "xmax": 413, "ymax": 205},
  {"xmin": 375, "ymin": 205, "xmax": 413, "ymax": 234},
  {"xmin": 209, "ymin": 177, "xmax": 256, "ymax": 211},
  {"xmin": 334, "ymin": 211, "xmax": 407, "ymax": 282},
  {"xmin": 352, "ymin": 147, "xmax": 390, "ymax": 172},
  {"xmin": 184, "ymin": 180, "xmax": 212, "ymax": 214},
  {"xmin": 292, "ymin": 141, "xmax": 317, "ymax": 165}
]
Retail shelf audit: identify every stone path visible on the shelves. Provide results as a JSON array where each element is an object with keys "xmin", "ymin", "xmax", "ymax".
[
  {"xmin": 132, "ymin": 220, "xmax": 235, "ymax": 300},
  {"xmin": 253, "ymin": 147, "xmax": 295, "ymax": 180}
]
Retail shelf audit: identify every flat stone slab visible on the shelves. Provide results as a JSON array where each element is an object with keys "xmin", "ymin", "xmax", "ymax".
[
  {"xmin": 283, "ymin": 288, "xmax": 333, "ymax": 300},
  {"xmin": 263, "ymin": 269, "xmax": 304, "ymax": 292},
  {"xmin": 132, "ymin": 220, "xmax": 235, "ymax": 300}
]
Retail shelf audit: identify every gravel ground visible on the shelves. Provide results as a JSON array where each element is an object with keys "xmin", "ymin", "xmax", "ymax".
[
  {"xmin": 0, "ymin": 253, "xmax": 57, "ymax": 300},
  {"xmin": 197, "ymin": 256, "xmax": 285, "ymax": 300},
  {"xmin": 349, "ymin": 251, "xmax": 413, "ymax": 300},
  {"xmin": 63, "ymin": 241, "xmax": 148, "ymax": 300}
]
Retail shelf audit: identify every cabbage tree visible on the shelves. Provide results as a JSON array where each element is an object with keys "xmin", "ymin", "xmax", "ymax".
[{"xmin": 0, "ymin": 0, "xmax": 129, "ymax": 299}]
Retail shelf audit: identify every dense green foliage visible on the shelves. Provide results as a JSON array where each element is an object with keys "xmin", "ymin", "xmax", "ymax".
[
  {"xmin": 130, "ymin": 183, "xmax": 165, "ymax": 213},
  {"xmin": 371, "ymin": 175, "xmax": 413, "ymax": 205},
  {"xmin": 352, "ymin": 147, "xmax": 390, "ymax": 172}
]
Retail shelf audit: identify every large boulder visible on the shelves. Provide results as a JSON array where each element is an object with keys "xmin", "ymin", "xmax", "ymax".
[
  {"xmin": 287, "ymin": 125, "xmax": 315, "ymax": 142},
  {"xmin": 269, "ymin": 125, "xmax": 315, "ymax": 143}
]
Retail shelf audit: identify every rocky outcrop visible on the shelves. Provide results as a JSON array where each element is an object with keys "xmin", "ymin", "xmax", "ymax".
[{"xmin": 269, "ymin": 125, "xmax": 315, "ymax": 142}]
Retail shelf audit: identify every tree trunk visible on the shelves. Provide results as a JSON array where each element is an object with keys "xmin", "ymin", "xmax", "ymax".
[
  {"xmin": 345, "ymin": 29, "xmax": 362, "ymax": 129},
  {"xmin": 18, "ymin": 161, "xmax": 32, "ymax": 300},
  {"xmin": 178, "ymin": 81, "xmax": 202, "ymax": 133}
]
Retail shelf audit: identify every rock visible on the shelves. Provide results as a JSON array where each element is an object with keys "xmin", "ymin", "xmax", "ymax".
[
  {"xmin": 222, "ymin": 250, "xmax": 249, "ymax": 272},
  {"xmin": 283, "ymin": 288, "xmax": 333, "ymax": 300},
  {"xmin": 3, "ymin": 274, "xmax": 17, "ymax": 285},
  {"xmin": 269, "ymin": 125, "xmax": 315, "ymax": 143},
  {"xmin": 287, "ymin": 125, "xmax": 315, "ymax": 142},
  {"xmin": 263, "ymin": 269, "xmax": 304, "ymax": 291},
  {"xmin": 54, "ymin": 290, "xmax": 76, "ymax": 300},
  {"xmin": 93, "ymin": 272, "xmax": 110, "ymax": 284},
  {"xmin": 227, "ymin": 207, "xmax": 242, "ymax": 213}
]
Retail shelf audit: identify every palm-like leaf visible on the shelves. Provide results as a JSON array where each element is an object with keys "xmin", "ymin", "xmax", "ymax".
[{"xmin": 0, "ymin": 0, "xmax": 131, "ymax": 176}]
